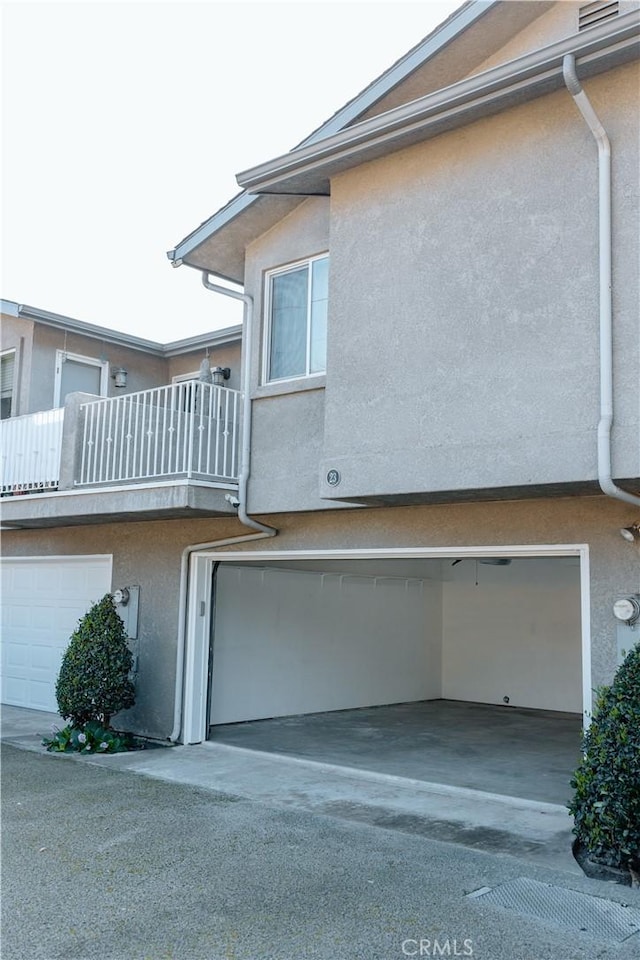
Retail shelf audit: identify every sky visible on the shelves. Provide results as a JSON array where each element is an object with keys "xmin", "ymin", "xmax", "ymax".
[{"xmin": 2, "ymin": 0, "xmax": 461, "ymax": 342}]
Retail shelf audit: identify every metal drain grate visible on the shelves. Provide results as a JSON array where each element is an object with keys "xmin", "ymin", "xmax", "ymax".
[{"xmin": 468, "ymin": 877, "xmax": 640, "ymax": 943}]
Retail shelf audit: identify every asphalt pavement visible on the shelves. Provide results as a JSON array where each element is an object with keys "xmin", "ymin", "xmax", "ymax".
[{"xmin": 3, "ymin": 745, "xmax": 639, "ymax": 960}]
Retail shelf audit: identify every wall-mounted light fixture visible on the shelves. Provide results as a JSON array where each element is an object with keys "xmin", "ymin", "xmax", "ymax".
[
  {"xmin": 112, "ymin": 368, "xmax": 128, "ymax": 389},
  {"xmin": 620, "ymin": 523, "xmax": 640, "ymax": 543},
  {"xmin": 211, "ymin": 366, "xmax": 231, "ymax": 387}
]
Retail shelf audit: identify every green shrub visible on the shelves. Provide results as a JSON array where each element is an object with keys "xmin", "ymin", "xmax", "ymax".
[
  {"xmin": 55, "ymin": 594, "xmax": 135, "ymax": 729},
  {"xmin": 43, "ymin": 720, "xmax": 134, "ymax": 754},
  {"xmin": 568, "ymin": 642, "xmax": 640, "ymax": 868}
]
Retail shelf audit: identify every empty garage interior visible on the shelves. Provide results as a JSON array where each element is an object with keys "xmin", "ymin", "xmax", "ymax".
[
  {"xmin": 209, "ymin": 556, "xmax": 583, "ymax": 725},
  {"xmin": 207, "ymin": 555, "xmax": 584, "ymax": 804}
]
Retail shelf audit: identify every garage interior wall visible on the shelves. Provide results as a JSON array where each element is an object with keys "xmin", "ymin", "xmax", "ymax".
[
  {"xmin": 210, "ymin": 565, "xmax": 442, "ymax": 724},
  {"xmin": 442, "ymin": 558, "xmax": 582, "ymax": 713},
  {"xmin": 210, "ymin": 557, "xmax": 582, "ymax": 726}
]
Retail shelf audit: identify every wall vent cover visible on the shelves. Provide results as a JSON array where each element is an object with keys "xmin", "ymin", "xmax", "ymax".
[{"xmin": 579, "ymin": 1, "xmax": 619, "ymax": 31}]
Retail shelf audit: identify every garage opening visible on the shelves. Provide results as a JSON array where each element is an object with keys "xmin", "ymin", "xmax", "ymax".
[{"xmin": 205, "ymin": 554, "xmax": 585, "ymax": 803}]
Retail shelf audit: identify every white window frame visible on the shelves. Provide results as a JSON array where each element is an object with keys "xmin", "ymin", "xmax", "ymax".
[
  {"xmin": 54, "ymin": 350, "xmax": 109, "ymax": 407},
  {"xmin": 0, "ymin": 349, "xmax": 17, "ymax": 419},
  {"xmin": 262, "ymin": 253, "xmax": 328, "ymax": 385}
]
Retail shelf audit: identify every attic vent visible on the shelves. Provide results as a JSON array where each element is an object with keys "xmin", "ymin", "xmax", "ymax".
[{"xmin": 578, "ymin": 1, "xmax": 619, "ymax": 31}]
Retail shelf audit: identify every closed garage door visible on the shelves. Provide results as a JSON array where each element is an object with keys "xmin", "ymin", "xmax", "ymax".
[{"xmin": 1, "ymin": 556, "xmax": 112, "ymax": 712}]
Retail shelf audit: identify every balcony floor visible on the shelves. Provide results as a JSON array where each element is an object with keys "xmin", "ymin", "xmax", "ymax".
[{"xmin": 0, "ymin": 480, "xmax": 238, "ymax": 528}]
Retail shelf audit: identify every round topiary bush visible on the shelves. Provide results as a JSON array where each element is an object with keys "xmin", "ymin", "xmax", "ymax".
[
  {"xmin": 568, "ymin": 642, "xmax": 640, "ymax": 875},
  {"xmin": 55, "ymin": 593, "xmax": 135, "ymax": 729}
]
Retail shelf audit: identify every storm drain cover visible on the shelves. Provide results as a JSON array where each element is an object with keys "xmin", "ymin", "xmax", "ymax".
[{"xmin": 468, "ymin": 877, "xmax": 640, "ymax": 943}]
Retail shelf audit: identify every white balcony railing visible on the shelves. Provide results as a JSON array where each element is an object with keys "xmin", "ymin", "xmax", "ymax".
[
  {"xmin": 77, "ymin": 381, "xmax": 241, "ymax": 487},
  {"xmin": 0, "ymin": 408, "xmax": 65, "ymax": 494}
]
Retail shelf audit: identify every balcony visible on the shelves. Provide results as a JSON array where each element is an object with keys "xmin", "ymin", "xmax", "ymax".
[{"xmin": 1, "ymin": 382, "xmax": 242, "ymax": 528}]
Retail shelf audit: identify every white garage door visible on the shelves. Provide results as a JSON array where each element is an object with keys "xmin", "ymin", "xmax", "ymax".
[{"xmin": 1, "ymin": 556, "xmax": 112, "ymax": 712}]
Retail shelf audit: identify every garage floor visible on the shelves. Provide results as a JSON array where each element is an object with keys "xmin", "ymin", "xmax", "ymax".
[{"xmin": 208, "ymin": 699, "xmax": 584, "ymax": 805}]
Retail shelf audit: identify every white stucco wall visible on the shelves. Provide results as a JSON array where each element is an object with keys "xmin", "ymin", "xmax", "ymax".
[
  {"xmin": 210, "ymin": 564, "xmax": 442, "ymax": 724},
  {"xmin": 442, "ymin": 557, "xmax": 582, "ymax": 712}
]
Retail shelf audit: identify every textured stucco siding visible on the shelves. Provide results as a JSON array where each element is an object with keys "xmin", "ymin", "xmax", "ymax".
[
  {"xmin": 320, "ymin": 63, "xmax": 639, "ymax": 503},
  {"xmin": 0, "ymin": 313, "xmax": 34, "ymax": 417},
  {"xmin": 2, "ymin": 495, "xmax": 635, "ymax": 738},
  {"xmin": 29, "ymin": 326, "xmax": 169, "ymax": 412},
  {"xmin": 244, "ymin": 197, "xmax": 332, "ymax": 514},
  {"xmin": 168, "ymin": 341, "xmax": 242, "ymax": 391}
]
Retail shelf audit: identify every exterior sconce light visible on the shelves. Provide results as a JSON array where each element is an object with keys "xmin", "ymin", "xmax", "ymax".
[
  {"xmin": 620, "ymin": 523, "xmax": 640, "ymax": 543},
  {"xmin": 112, "ymin": 368, "xmax": 128, "ymax": 389},
  {"xmin": 211, "ymin": 366, "xmax": 231, "ymax": 387}
]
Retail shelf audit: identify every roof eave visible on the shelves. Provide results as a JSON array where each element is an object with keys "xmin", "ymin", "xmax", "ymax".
[
  {"xmin": 15, "ymin": 303, "xmax": 242, "ymax": 355},
  {"xmin": 168, "ymin": 1, "xmax": 499, "ymax": 267},
  {"xmin": 237, "ymin": 11, "xmax": 640, "ymax": 195}
]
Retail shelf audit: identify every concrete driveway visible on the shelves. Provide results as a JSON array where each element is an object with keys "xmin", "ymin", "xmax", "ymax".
[{"xmin": 3, "ymin": 741, "xmax": 640, "ymax": 960}]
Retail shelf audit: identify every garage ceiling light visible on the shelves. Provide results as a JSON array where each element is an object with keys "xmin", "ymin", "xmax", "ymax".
[{"xmin": 451, "ymin": 558, "xmax": 512, "ymax": 566}]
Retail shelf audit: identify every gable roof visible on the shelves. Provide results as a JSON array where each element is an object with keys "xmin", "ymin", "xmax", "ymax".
[
  {"xmin": 237, "ymin": 8, "xmax": 640, "ymax": 196},
  {"xmin": 168, "ymin": 0, "xmax": 500, "ymax": 277},
  {"xmin": 168, "ymin": 0, "xmax": 639, "ymax": 281}
]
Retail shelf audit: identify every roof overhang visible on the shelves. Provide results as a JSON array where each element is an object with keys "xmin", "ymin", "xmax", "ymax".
[
  {"xmin": 167, "ymin": 1, "xmax": 503, "ymax": 279},
  {"xmin": 237, "ymin": 11, "xmax": 640, "ymax": 196},
  {"xmin": 169, "ymin": 193, "xmax": 305, "ymax": 283},
  {"xmin": 12, "ymin": 303, "xmax": 241, "ymax": 354}
]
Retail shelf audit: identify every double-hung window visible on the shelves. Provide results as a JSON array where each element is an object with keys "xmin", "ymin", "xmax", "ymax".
[{"xmin": 264, "ymin": 254, "xmax": 328, "ymax": 383}]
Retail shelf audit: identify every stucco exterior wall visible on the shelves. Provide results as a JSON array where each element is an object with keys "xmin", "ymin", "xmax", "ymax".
[
  {"xmin": 244, "ymin": 197, "xmax": 333, "ymax": 513},
  {"xmin": 0, "ymin": 313, "xmax": 34, "ymax": 417},
  {"xmin": 320, "ymin": 63, "xmax": 639, "ymax": 503},
  {"xmin": 2, "ymin": 495, "xmax": 636, "ymax": 736},
  {"xmin": 29, "ymin": 326, "xmax": 169, "ymax": 412},
  {"xmin": 168, "ymin": 341, "xmax": 242, "ymax": 391}
]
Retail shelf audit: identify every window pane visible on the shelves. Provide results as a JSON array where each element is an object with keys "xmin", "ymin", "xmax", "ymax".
[
  {"xmin": 269, "ymin": 268, "xmax": 308, "ymax": 380},
  {"xmin": 310, "ymin": 258, "xmax": 328, "ymax": 374}
]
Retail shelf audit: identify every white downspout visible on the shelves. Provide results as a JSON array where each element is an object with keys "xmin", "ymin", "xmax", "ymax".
[
  {"xmin": 169, "ymin": 273, "xmax": 277, "ymax": 742},
  {"xmin": 562, "ymin": 54, "xmax": 640, "ymax": 508},
  {"xmin": 201, "ymin": 272, "xmax": 279, "ymax": 534}
]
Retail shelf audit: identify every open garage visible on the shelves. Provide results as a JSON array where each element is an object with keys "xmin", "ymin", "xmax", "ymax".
[{"xmin": 205, "ymin": 552, "xmax": 586, "ymax": 803}]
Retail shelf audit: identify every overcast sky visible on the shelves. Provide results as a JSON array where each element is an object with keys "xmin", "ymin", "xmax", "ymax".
[{"xmin": 2, "ymin": 0, "xmax": 461, "ymax": 342}]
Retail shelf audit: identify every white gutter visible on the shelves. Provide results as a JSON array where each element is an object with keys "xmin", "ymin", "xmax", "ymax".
[
  {"xmin": 562, "ymin": 54, "xmax": 640, "ymax": 509},
  {"xmin": 237, "ymin": 12, "xmax": 640, "ymax": 195}
]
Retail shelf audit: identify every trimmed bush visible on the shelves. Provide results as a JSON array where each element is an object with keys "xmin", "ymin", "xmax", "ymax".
[
  {"xmin": 55, "ymin": 594, "xmax": 135, "ymax": 729},
  {"xmin": 568, "ymin": 642, "xmax": 640, "ymax": 870}
]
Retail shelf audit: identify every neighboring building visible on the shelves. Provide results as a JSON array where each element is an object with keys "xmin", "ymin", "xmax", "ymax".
[
  {"xmin": 2, "ymin": 3, "xmax": 639, "ymax": 773},
  {"xmin": 1, "ymin": 299, "xmax": 242, "ymax": 726}
]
